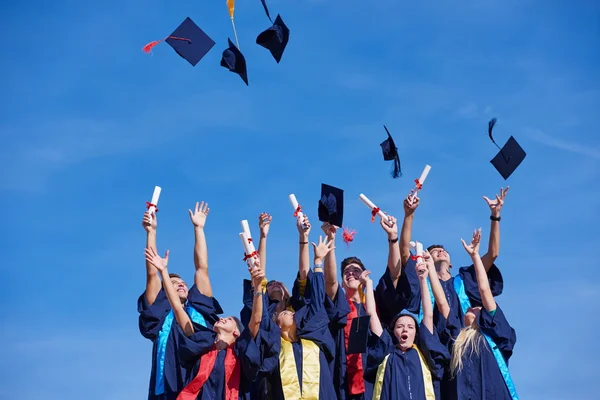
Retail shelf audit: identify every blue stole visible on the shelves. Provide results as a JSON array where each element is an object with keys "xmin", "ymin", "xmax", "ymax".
[
  {"xmin": 155, "ymin": 305, "xmax": 206, "ymax": 395},
  {"xmin": 418, "ymin": 276, "xmax": 519, "ymax": 400}
]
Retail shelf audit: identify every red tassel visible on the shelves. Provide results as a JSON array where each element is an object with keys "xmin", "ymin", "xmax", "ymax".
[
  {"xmin": 142, "ymin": 40, "xmax": 161, "ymax": 53},
  {"xmin": 342, "ymin": 227, "xmax": 356, "ymax": 245}
]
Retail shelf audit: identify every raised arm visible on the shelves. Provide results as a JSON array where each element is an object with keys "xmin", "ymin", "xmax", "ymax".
[
  {"xmin": 461, "ymin": 229, "xmax": 496, "ymax": 312},
  {"xmin": 380, "ymin": 215, "xmax": 401, "ymax": 284},
  {"xmin": 400, "ymin": 192, "xmax": 419, "ymax": 268},
  {"xmin": 321, "ymin": 222, "xmax": 338, "ymax": 300},
  {"xmin": 142, "ymin": 211, "xmax": 161, "ymax": 305},
  {"xmin": 145, "ymin": 248, "xmax": 195, "ymax": 336},
  {"xmin": 481, "ymin": 187, "xmax": 509, "ymax": 271},
  {"xmin": 424, "ymin": 251, "xmax": 450, "ymax": 319},
  {"xmin": 359, "ymin": 270, "xmax": 383, "ymax": 336},
  {"xmin": 258, "ymin": 212, "xmax": 272, "ymax": 275},
  {"xmin": 248, "ymin": 259, "xmax": 265, "ymax": 340},
  {"xmin": 298, "ymin": 215, "xmax": 311, "ymax": 280},
  {"xmin": 189, "ymin": 202, "xmax": 212, "ymax": 297},
  {"xmin": 416, "ymin": 261, "xmax": 434, "ymax": 334}
]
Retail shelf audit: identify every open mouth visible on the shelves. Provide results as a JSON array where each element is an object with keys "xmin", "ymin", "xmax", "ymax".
[
  {"xmin": 177, "ymin": 288, "xmax": 186, "ymax": 293},
  {"xmin": 400, "ymin": 333, "xmax": 409, "ymax": 341}
]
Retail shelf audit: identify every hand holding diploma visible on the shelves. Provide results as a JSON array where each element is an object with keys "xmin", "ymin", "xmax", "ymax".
[
  {"xmin": 412, "ymin": 165, "xmax": 431, "ymax": 197},
  {"xmin": 410, "ymin": 240, "xmax": 424, "ymax": 266},
  {"xmin": 358, "ymin": 193, "xmax": 392, "ymax": 225},
  {"xmin": 146, "ymin": 186, "xmax": 161, "ymax": 221},
  {"xmin": 289, "ymin": 194, "xmax": 308, "ymax": 230}
]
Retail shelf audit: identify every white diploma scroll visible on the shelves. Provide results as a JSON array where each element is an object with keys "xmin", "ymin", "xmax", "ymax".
[
  {"xmin": 240, "ymin": 232, "xmax": 258, "ymax": 266},
  {"xmin": 148, "ymin": 186, "xmax": 161, "ymax": 218},
  {"xmin": 414, "ymin": 165, "xmax": 431, "ymax": 193},
  {"xmin": 358, "ymin": 193, "xmax": 391, "ymax": 224},
  {"xmin": 410, "ymin": 240, "xmax": 424, "ymax": 265},
  {"xmin": 288, "ymin": 193, "xmax": 307, "ymax": 229},
  {"xmin": 240, "ymin": 220, "xmax": 256, "ymax": 254}
]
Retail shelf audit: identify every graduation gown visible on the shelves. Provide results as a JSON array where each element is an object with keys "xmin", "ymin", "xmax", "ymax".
[
  {"xmin": 246, "ymin": 270, "xmax": 337, "ymax": 400},
  {"xmin": 240, "ymin": 279, "xmax": 284, "ymax": 329},
  {"xmin": 176, "ymin": 293, "xmax": 258, "ymax": 400},
  {"xmin": 439, "ymin": 307, "xmax": 516, "ymax": 400},
  {"xmin": 366, "ymin": 324, "xmax": 449, "ymax": 400},
  {"xmin": 375, "ymin": 259, "xmax": 504, "ymax": 332},
  {"xmin": 138, "ymin": 285, "xmax": 223, "ymax": 400}
]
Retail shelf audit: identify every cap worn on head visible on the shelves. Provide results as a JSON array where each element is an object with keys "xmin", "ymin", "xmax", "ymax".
[
  {"xmin": 392, "ymin": 309, "xmax": 419, "ymax": 327},
  {"xmin": 318, "ymin": 184, "xmax": 344, "ymax": 228},
  {"xmin": 220, "ymin": 38, "xmax": 249, "ymax": 85},
  {"xmin": 143, "ymin": 17, "xmax": 215, "ymax": 67},
  {"xmin": 380, "ymin": 125, "xmax": 402, "ymax": 178},
  {"xmin": 347, "ymin": 315, "xmax": 371, "ymax": 354},
  {"xmin": 487, "ymin": 118, "xmax": 527, "ymax": 180},
  {"xmin": 256, "ymin": 14, "xmax": 290, "ymax": 63}
]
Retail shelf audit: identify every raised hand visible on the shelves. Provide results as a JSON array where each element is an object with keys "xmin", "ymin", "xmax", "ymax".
[
  {"xmin": 145, "ymin": 247, "xmax": 169, "ymax": 273},
  {"xmin": 312, "ymin": 235, "xmax": 336, "ymax": 261},
  {"xmin": 359, "ymin": 269, "xmax": 372, "ymax": 286},
  {"xmin": 403, "ymin": 191, "xmax": 420, "ymax": 216},
  {"xmin": 320, "ymin": 221, "xmax": 337, "ymax": 240},
  {"xmin": 461, "ymin": 228, "xmax": 482, "ymax": 256},
  {"xmin": 142, "ymin": 211, "xmax": 157, "ymax": 232},
  {"xmin": 483, "ymin": 187, "xmax": 509, "ymax": 217},
  {"xmin": 380, "ymin": 214, "xmax": 398, "ymax": 237},
  {"xmin": 189, "ymin": 201, "xmax": 210, "ymax": 228},
  {"xmin": 415, "ymin": 261, "xmax": 428, "ymax": 279},
  {"xmin": 297, "ymin": 214, "xmax": 311, "ymax": 235},
  {"xmin": 248, "ymin": 259, "xmax": 264, "ymax": 290},
  {"xmin": 259, "ymin": 212, "xmax": 272, "ymax": 237},
  {"xmin": 423, "ymin": 250, "xmax": 435, "ymax": 270}
]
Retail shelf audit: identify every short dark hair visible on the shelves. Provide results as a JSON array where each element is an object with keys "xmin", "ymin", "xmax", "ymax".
[
  {"xmin": 232, "ymin": 316, "xmax": 244, "ymax": 335},
  {"xmin": 340, "ymin": 257, "xmax": 365, "ymax": 274},
  {"xmin": 168, "ymin": 273, "xmax": 183, "ymax": 280},
  {"xmin": 426, "ymin": 244, "xmax": 445, "ymax": 253}
]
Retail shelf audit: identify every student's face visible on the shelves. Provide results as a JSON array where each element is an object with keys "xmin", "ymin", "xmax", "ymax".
[
  {"xmin": 214, "ymin": 316, "xmax": 240, "ymax": 337},
  {"xmin": 342, "ymin": 264, "xmax": 363, "ymax": 290},
  {"xmin": 394, "ymin": 316, "xmax": 417, "ymax": 350},
  {"xmin": 267, "ymin": 281, "xmax": 287, "ymax": 301},
  {"xmin": 276, "ymin": 310, "xmax": 295, "ymax": 330},
  {"xmin": 464, "ymin": 306, "xmax": 482, "ymax": 327},
  {"xmin": 429, "ymin": 247, "xmax": 451, "ymax": 265},
  {"xmin": 170, "ymin": 277, "xmax": 188, "ymax": 301}
]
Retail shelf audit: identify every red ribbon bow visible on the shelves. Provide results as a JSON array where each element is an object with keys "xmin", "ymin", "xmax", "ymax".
[
  {"xmin": 243, "ymin": 251, "xmax": 259, "ymax": 261},
  {"xmin": 370, "ymin": 207, "xmax": 380, "ymax": 222},
  {"xmin": 293, "ymin": 205, "xmax": 302, "ymax": 217},
  {"xmin": 145, "ymin": 202, "xmax": 159, "ymax": 213},
  {"xmin": 414, "ymin": 179, "xmax": 423, "ymax": 190},
  {"xmin": 342, "ymin": 227, "xmax": 356, "ymax": 245}
]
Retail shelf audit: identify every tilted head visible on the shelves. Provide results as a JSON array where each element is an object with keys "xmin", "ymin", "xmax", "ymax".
[
  {"xmin": 166, "ymin": 273, "xmax": 188, "ymax": 303},
  {"xmin": 266, "ymin": 280, "xmax": 291, "ymax": 303},
  {"xmin": 340, "ymin": 257, "xmax": 365, "ymax": 290},
  {"xmin": 393, "ymin": 314, "xmax": 418, "ymax": 352},
  {"xmin": 464, "ymin": 306, "xmax": 482, "ymax": 328},
  {"xmin": 427, "ymin": 244, "xmax": 452, "ymax": 267},
  {"xmin": 276, "ymin": 309, "xmax": 296, "ymax": 331},
  {"xmin": 213, "ymin": 316, "xmax": 243, "ymax": 339}
]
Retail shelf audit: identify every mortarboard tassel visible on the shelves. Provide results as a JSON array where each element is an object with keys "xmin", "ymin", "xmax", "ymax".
[
  {"xmin": 342, "ymin": 227, "xmax": 356, "ymax": 245},
  {"xmin": 488, "ymin": 118, "xmax": 509, "ymax": 163},
  {"xmin": 142, "ymin": 36, "xmax": 191, "ymax": 54},
  {"xmin": 392, "ymin": 153, "xmax": 402, "ymax": 178}
]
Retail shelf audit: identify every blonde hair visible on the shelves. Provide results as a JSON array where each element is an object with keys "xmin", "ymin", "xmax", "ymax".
[{"xmin": 451, "ymin": 326, "xmax": 484, "ymax": 376}]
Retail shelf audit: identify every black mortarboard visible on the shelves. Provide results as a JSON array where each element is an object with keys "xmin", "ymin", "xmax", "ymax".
[
  {"xmin": 220, "ymin": 38, "xmax": 249, "ymax": 85},
  {"xmin": 380, "ymin": 126, "xmax": 402, "ymax": 178},
  {"xmin": 347, "ymin": 315, "xmax": 370, "ymax": 354},
  {"xmin": 487, "ymin": 118, "xmax": 527, "ymax": 180},
  {"xmin": 318, "ymin": 184, "xmax": 344, "ymax": 228},
  {"xmin": 143, "ymin": 17, "xmax": 215, "ymax": 67},
  {"xmin": 256, "ymin": 14, "xmax": 290, "ymax": 63}
]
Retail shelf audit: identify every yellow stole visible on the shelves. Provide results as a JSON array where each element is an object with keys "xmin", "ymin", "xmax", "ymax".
[
  {"xmin": 372, "ymin": 344, "xmax": 435, "ymax": 400},
  {"xmin": 279, "ymin": 338, "xmax": 320, "ymax": 400}
]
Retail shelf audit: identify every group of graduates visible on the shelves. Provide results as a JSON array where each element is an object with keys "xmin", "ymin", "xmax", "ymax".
[{"xmin": 137, "ymin": 186, "xmax": 517, "ymax": 400}]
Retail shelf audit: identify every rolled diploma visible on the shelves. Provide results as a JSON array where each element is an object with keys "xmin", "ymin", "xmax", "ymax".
[
  {"xmin": 416, "ymin": 165, "xmax": 432, "ymax": 187},
  {"xmin": 288, "ymin": 194, "xmax": 307, "ymax": 228},
  {"xmin": 409, "ymin": 240, "xmax": 424, "ymax": 264},
  {"xmin": 240, "ymin": 220, "xmax": 256, "ymax": 254},
  {"xmin": 148, "ymin": 186, "xmax": 161, "ymax": 218},
  {"xmin": 240, "ymin": 232, "xmax": 258, "ymax": 266},
  {"xmin": 358, "ymin": 193, "xmax": 389, "ymax": 221}
]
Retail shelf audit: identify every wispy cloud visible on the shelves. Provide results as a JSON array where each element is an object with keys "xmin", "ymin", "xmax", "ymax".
[{"xmin": 524, "ymin": 127, "xmax": 600, "ymax": 159}]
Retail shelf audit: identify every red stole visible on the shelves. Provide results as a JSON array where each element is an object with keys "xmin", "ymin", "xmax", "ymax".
[
  {"xmin": 177, "ymin": 343, "xmax": 240, "ymax": 400},
  {"xmin": 343, "ymin": 299, "xmax": 365, "ymax": 395}
]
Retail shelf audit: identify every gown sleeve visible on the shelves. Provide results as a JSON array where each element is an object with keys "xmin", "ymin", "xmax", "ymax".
[
  {"xmin": 187, "ymin": 285, "xmax": 224, "ymax": 326},
  {"xmin": 240, "ymin": 279, "xmax": 254, "ymax": 329},
  {"xmin": 137, "ymin": 289, "xmax": 171, "ymax": 340},
  {"xmin": 478, "ymin": 306, "xmax": 517, "ymax": 362},
  {"xmin": 176, "ymin": 323, "xmax": 218, "ymax": 368},
  {"xmin": 375, "ymin": 259, "xmax": 421, "ymax": 326},
  {"xmin": 364, "ymin": 329, "xmax": 394, "ymax": 380},
  {"xmin": 417, "ymin": 322, "xmax": 451, "ymax": 381},
  {"xmin": 458, "ymin": 264, "xmax": 504, "ymax": 306}
]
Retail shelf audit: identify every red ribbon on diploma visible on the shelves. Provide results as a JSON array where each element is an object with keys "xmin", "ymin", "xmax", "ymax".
[
  {"xmin": 370, "ymin": 207, "xmax": 380, "ymax": 222},
  {"xmin": 145, "ymin": 202, "xmax": 159, "ymax": 213}
]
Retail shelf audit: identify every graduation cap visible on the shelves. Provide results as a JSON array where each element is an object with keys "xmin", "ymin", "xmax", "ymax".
[
  {"xmin": 347, "ymin": 315, "xmax": 371, "ymax": 354},
  {"xmin": 380, "ymin": 126, "xmax": 402, "ymax": 178},
  {"xmin": 318, "ymin": 184, "xmax": 344, "ymax": 228},
  {"xmin": 220, "ymin": 38, "xmax": 248, "ymax": 85},
  {"xmin": 142, "ymin": 17, "xmax": 215, "ymax": 67},
  {"xmin": 256, "ymin": 1, "xmax": 290, "ymax": 63},
  {"xmin": 488, "ymin": 118, "xmax": 527, "ymax": 180}
]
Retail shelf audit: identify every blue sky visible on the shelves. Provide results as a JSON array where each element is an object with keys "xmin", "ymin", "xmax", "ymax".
[{"xmin": 1, "ymin": 0, "xmax": 598, "ymax": 398}]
